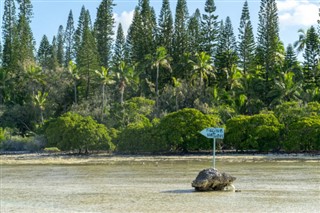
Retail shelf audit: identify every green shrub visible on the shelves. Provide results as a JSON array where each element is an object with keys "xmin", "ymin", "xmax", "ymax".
[
  {"xmin": 225, "ymin": 113, "xmax": 283, "ymax": 152},
  {"xmin": 117, "ymin": 117, "xmax": 159, "ymax": 153},
  {"xmin": 154, "ymin": 108, "xmax": 222, "ymax": 152},
  {"xmin": 44, "ymin": 112, "xmax": 114, "ymax": 153},
  {"xmin": 285, "ymin": 116, "xmax": 320, "ymax": 152},
  {"xmin": 0, "ymin": 135, "xmax": 45, "ymax": 152},
  {"xmin": 0, "ymin": 128, "xmax": 5, "ymax": 142}
]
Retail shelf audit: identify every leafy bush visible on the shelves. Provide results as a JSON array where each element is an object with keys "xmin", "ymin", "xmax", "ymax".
[
  {"xmin": 0, "ymin": 104, "xmax": 37, "ymax": 135},
  {"xmin": 225, "ymin": 113, "xmax": 283, "ymax": 152},
  {"xmin": 284, "ymin": 116, "xmax": 320, "ymax": 152},
  {"xmin": 0, "ymin": 128, "xmax": 6, "ymax": 142},
  {"xmin": 154, "ymin": 108, "xmax": 222, "ymax": 152},
  {"xmin": 44, "ymin": 112, "xmax": 114, "ymax": 153},
  {"xmin": 0, "ymin": 135, "xmax": 45, "ymax": 152},
  {"xmin": 117, "ymin": 117, "xmax": 160, "ymax": 153},
  {"xmin": 107, "ymin": 97, "xmax": 155, "ymax": 128}
]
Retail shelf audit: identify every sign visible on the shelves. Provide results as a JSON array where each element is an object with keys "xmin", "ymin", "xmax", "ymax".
[{"xmin": 200, "ymin": 127, "xmax": 224, "ymax": 139}]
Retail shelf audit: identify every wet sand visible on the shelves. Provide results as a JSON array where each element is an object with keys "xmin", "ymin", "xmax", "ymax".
[{"xmin": 1, "ymin": 153, "xmax": 319, "ymax": 165}]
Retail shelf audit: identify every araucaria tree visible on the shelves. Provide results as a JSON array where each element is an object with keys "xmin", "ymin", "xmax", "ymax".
[
  {"xmin": 215, "ymin": 17, "xmax": 238, "ymax": 90},
  {"xmin": 2, "ymin": 0, "xmax": 17, "ymax": 69},
  {"xmin": 64, "ymin": 10, "xmax": 75, "ymax": 66},
  {"xmin": 112, "ymin": 23, "xmax": 126, "ymax": 66},
  {"xmin": 238, "ymin": 0, "xmax": 255, "ymax": 74},
  {"xmin": 158, "ymin": 0, "xmax": 173, "ymax": 54},
  {"xmin": 303, "ymin": 26, "xmax": 320, "ymax": 90},
  {"xmin": 37, "ymin": 35, "xmax": 52, "ymax": 70},
  {"xmin": 56, "ymin": 25, "xmax": 64, "ymax": 67},
  {"xmin": 188, "ymin": 9, "xmax": 202, "ymax": 54},
  {"xmin": 94, "ymin": 0, "xmax": 115, "ymax": 68},
  {"xmin": 16, "ymin": 0, "xmax": 35, "ymax": 65},
  {"xmin": 172, "ymin": 0, "xmax": 189, "ymax": 79},
  {"xmin": 201, "ymin": 0, "xmax": 219, "ymax": 57},
  {"xmin": 76, "ymin": 9, "xmax": 99, "ymax": 100},
  {"xmin": 256, "ymin": 0, "xmax": 280, "ymax": 104}
]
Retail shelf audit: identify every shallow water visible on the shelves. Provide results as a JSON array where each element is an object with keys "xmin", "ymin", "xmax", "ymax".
[{"xmin": 1, "ymin": 160, "xmax": 319, "ymax": 213}]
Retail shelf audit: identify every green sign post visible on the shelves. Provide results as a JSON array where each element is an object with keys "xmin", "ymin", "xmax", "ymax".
[{"xmin": 200, "ymin": 127, "xmax": 224, "ymax": 169}]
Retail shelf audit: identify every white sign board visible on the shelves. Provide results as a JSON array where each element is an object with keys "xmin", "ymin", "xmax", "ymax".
[{"xmin": 200, "ymin": 127, "xmax": 224, "ymax": 139}]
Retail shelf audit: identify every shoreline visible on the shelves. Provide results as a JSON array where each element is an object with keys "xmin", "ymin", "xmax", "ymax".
[{"xmin": 1, "ymin": 153, "xmax": 320, "ymax": 165}]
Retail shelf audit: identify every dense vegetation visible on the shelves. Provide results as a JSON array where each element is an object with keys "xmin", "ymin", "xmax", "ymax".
[{"xmin": 0, "ymin": 0, "xmax": 319, "ymax": 153}]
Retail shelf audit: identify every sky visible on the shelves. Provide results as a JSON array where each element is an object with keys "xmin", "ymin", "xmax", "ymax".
[{"xmin": 0, "ymin": 0, "xmax": 319, "ymax": 57}]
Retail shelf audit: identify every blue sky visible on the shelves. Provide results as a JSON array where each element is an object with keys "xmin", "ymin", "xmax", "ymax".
[{"xmin": 0, "ymin": 0, "xmax": 319, "ymax": 58}]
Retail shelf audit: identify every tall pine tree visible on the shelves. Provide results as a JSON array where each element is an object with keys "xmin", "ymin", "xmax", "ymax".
[
  {"xmin": 76, "ymin": 9, "xmax": 99, "ymax": 100},
  {"xmin": 256, "ymin": 0, "xmax": 280, "ymax": 103},
  {"xmin": 37, "ymin": 35, "xmax": 51, "ymax": 69},
  {"xmin": 238, "ymin": 0, "xmax": 255, "ymax": 74},
  {"xmin": 158, "ymin": 0, "xmax": 173, "ymax": 54},
  {"xmin": 201, "ymin": 0, "xmax": 219, "ymax": 57},
  {"xmin": 74, "ymin": 6, "xmax": 87, "ymax": 61},
  {"xmin": 2, "ymin": 0, "xmax": 17, "ymax": 69},
  {"xmin": 188, "ymin": 9, "xmax": 202, "ymax": 54},
  {"xmin": 94, "ymin": 0, "xmax": 115, "ymax": 67},
  {"xmin": 127, "ymin": 1, "xmax": 156, "ymax": 64},
  {"xmin": 172, "ymin": 0, "xmax": 189, "ymax": 79},
  {"xmin": 215, "ymin": 17, "xmax": 238, "ymax": 90},
  {"xmin": 303, "ymin": 26, "xmax": 320, "ymax": 90},
  {"xmin": 64, "ymin": 10, "xmax": 75, "ymax": 66},
  {"xmin": 16, "ymin": 0, "xmax": 35, "ymax": 64},
  {"xmin": 112, "ymin": 23, "xmax": 126, "ymax": 66},
  {"xmin": 56, "ymin": 25, "xmax": 64, "ymax": 67}
]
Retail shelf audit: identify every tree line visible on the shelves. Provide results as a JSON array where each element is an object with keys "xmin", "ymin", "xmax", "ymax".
[{"xmin": 0, "ymin": 0, "xmax": 319, "ymax": 153}]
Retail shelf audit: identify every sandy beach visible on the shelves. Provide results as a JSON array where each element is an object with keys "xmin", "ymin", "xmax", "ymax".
[{"xmin": 1, "ymin": 152, "xmax": 319, "ymax": 165}]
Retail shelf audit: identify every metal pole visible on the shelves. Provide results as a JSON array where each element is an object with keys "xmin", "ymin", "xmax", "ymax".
[{"xmin": 213, "ymin": 138, "xmax": 216, "ymax": 169}]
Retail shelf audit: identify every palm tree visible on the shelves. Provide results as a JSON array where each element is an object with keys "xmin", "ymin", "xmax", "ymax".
[
  {"xmin": 189, "ymin": 52, "xmax": 214, "ymax": 93},
  {"xmin": 95, "ymin": 66, "xmax": 115, "ymax": 112},
  {"xmin": 114, "ymin": 61, "xmax": 138, "ymax": 105},
  {"xmin": 25, "ymin": 65, "xmax": 46, "ymax": 96},
  {"xmin": 68, "ymin": 61, "xmax": 79, "ymax": 104},
  {"xmin": 33, "ymin": 90, "xmax": 48, "ymax": 125},
  {"xmin": 268, "ymin": 72, "xmax": 302, "ymax": 107},
  {"xmin": 172, "ymin": 77, "xmax": 182, "ymax": 111},
  {"xmin": 145, "ymin": 46, "xmax": 172, "ymax": 111},
  {"xmin": 293, "ymin": 28, "xmax": 307, "ymax": 55}
]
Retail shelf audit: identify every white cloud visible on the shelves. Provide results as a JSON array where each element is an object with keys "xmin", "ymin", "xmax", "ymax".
[
  {"xmin": 278, "ymin": 0, "xmax": 318, "ymax": 27},
  {"xmin": 113, "ymin": 10, "xmax": 134, "ymax": 37}
]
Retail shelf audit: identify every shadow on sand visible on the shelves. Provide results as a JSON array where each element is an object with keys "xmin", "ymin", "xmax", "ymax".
[{"xmin": 161, "ymin": 189, "xmax": 196, "ymax": 194}]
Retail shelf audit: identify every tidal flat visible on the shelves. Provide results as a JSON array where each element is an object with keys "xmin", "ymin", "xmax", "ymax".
[{"xmin": 1, "ymin": 154, "xmax": 320, "ymax": 212}]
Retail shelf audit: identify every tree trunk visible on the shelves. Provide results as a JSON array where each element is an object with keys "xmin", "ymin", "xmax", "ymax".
[
  {"xmin": 120, "ymin": 86, "xmax": 125, "ymax": 105},
  {"xmin": 102, "ymin": 84, "xmax": 105, "ymax": 113},
  {"xmin": 156, "ymin": 64, "xmax": 159, "ymax": 113},
  {"xmin": 74, "ymin": 81, "xmax": 77, "ymax": 104}
]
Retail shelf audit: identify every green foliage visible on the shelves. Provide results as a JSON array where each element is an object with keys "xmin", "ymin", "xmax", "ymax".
[
  {"xmin": 285, "ymin": 116, "xmax": 320, "ymax": 152},
  {"xmin": 116, "ymin": 117, "xmax": 160, "ymax": 153},
  {"xmin": 155, "ymin": 108, "xmax": 222, "ymax": 152},
  {"xmin": 238, "ymin": 0, "xmax": 255, "ymax": 74},
  {"xmin": 94, "ymin": 0, "xmax": 115, "ymax": 67},
  {"xmin": 0, "ymin": 128, "xmax": 6, "ymax": 142},
  {"xmin": 44, "ymin": 112, "xmax": 114, "ymax": 153},
  {"xmin": 107, "ymin": 97, "xmax": 155, "ymax": 128},
  {"xmin": 64, "ymin": 10, "xmax": 75, "ymax": 66},
  {"xmin": 201, "ymin": 0, "xmax": 219, "ymax": 56},
  {"xmin": 0, "ymin": 104, "xmax": 37, "ymax": 135},
  {"xmin": 226, "ymin": 113, "xmax": 283, "ymax": 152},
  {"xmin": 0, "ymin": 135, "xmax": 46, "ymax": 152},
  {"xmin": 158, "ymin": 0, "xmax": 173, "ymax": 53}
]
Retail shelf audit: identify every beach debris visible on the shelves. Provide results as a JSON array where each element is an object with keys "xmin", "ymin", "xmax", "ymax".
[{"xmin": 192, "ymin": 168, "xmax": 236, "ymax": 192}]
